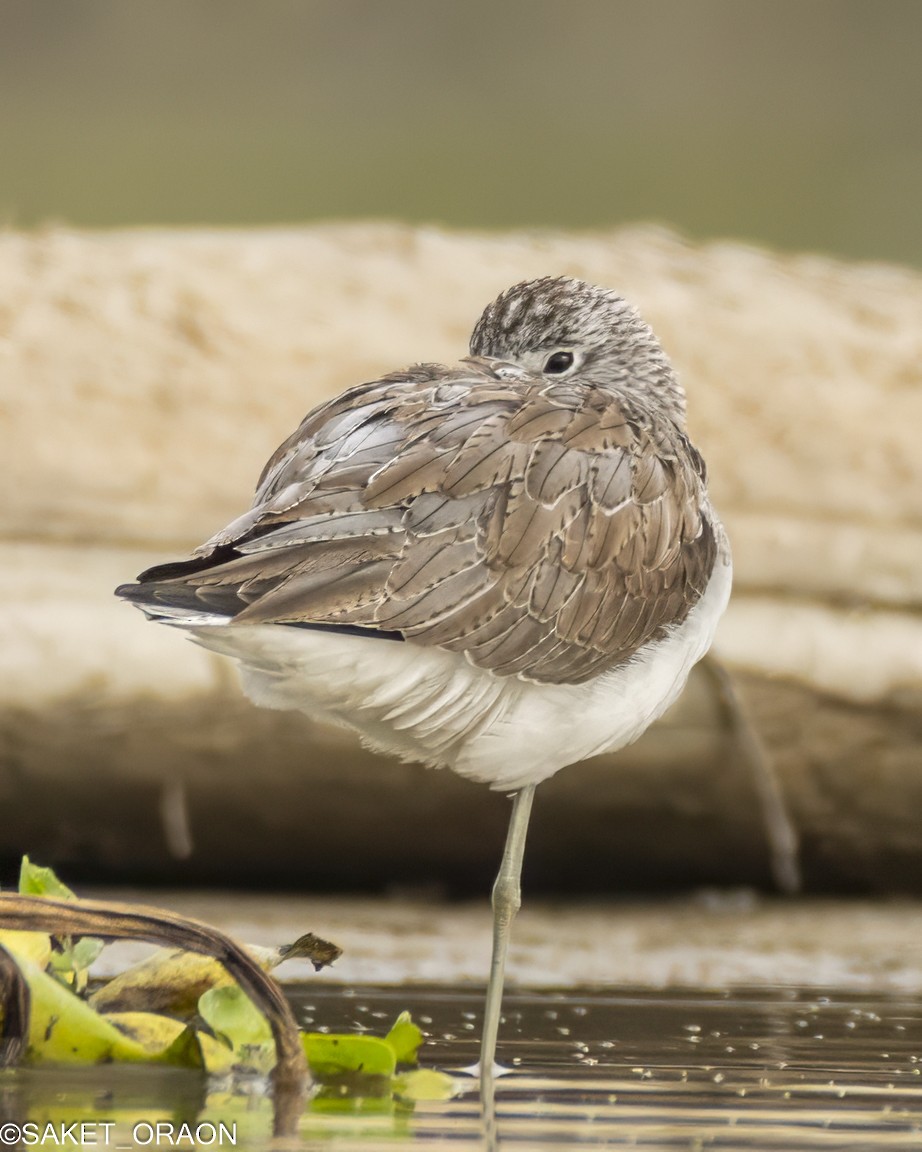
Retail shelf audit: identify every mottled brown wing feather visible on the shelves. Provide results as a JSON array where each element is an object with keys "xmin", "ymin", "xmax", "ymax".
[{"xmin": 140, "ymin": 358, "xmax": 717, "ymax": 685}]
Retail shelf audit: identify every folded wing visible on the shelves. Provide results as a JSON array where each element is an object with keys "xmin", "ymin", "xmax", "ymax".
[{"xmin": 118, "ymin": 359, "xmax": 717, "ymax": 685}]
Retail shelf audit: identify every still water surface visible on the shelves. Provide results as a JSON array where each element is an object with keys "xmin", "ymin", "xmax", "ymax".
[
  {"xmin": 314, "ymin": 984, "xmax": 922, "ymax": 1149},
  {"xmin": 5, "ymin": 985, "xmax": 922, "ymax": 1148}
]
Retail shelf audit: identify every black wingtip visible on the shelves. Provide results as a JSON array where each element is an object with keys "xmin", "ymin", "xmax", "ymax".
[
  {"xmin": 114, "ymin": 581, "xmax": 147, "ymax": 603},
  {"xmin": 115, "ymin": 547, "xmax": 239, "ymax": 603}
]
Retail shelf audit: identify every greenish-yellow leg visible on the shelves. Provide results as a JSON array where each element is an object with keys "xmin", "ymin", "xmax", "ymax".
[{"xmin": 480, "ymin": 783, "xmax": 536, "ymax": 1143}]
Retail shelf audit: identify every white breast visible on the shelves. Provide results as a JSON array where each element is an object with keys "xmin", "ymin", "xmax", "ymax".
[{"xmin": 190, "ymin": 537, "xmax": 732, "ymax": 792}]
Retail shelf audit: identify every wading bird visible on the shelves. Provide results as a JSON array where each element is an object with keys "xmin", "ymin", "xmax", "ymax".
[{"xmin": 117, "ymin": 276, "xmax": 731, "ymax": 1088}]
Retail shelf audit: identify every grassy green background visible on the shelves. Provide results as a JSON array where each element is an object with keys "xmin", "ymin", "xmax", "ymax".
[{"xmin": 2, "ymin": 0, "xmax": 921, "ymax": 266}]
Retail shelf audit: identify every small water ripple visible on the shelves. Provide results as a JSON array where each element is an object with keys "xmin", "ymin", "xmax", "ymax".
[
  {"xmin": 309, "ymin": 984, "xmax": 922, "ymax": 1147},
  {"xmin": 3, "ymin": 986, "xmax": 922, "ymax": 1148}
]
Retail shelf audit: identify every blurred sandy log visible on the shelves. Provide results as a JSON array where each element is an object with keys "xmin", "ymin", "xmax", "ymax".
[{"xmin": 2, "ymin": 224, "xmax": 922, "ymax": 892}]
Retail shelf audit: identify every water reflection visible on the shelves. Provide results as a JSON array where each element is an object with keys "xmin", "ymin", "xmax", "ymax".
[
  {"xmin": 314, "ymin": 985, "xmax": 922, "ymax": 1147},
  {"xmin": 3, "ymin": 985, "xmax": 922, "ymax": 1148}
]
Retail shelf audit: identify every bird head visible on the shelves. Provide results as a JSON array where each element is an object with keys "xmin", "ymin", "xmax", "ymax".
[{"xmin": 469, "ymin": 276, "xmax": 687, "ymax": 427}]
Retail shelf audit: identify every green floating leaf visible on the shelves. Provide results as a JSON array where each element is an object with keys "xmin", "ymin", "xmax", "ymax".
[
  {"xmin": 393, "ymin": 1068, "xmax": 458, "ymax": 1102},
  {"xmin": 91, "ymin": 948, "xmax": 236, "ymax": 1017},
  {"xmin": 197, "ymin": 985, "xmax": 274, "ymax": 1072},
  {"xmin": 70, "ymin": 936, "xmax": 106, "ymax": 970},
  {"xmin": 384, "ymin": 1011, "xmax": 423, "ymax": 1065},
  {"xmin": 19, "ymin": 958, "xmax": 167, "ymax": 1066},
  {"xmin": 0, "ymin": 928, "xmax": 52, "ymax": 970},
  {"xmin": 18, "ymin": 857, "xmax": 77, "ymax": 900},
  {"xmin": 91, "ymin": 933, "xmax": 338, "ymax": 1019},
  {"xmin": 309, "ymin": 1090, "xmax": 396, "ymax": 1115},
  {"xmin": 17, "ymin": 857, "xmax": 103, "ymax": 991},
  {"xmin": 162, "ymin": 1023, "xmax": 217, "ymax": 1071},
  {"xmin": 49, "ymin": 936, "xmax": 106, "ymax": 982},
  {"xmin": 198, "ymin": 985, "xmax": 273, "ymax": 1048},
  {"xmin": 303, "ymin": 1033, "xmax": 397, "ymax": 1082},
  {"xmin": 105, "ymin": 1012, "xmax": 205, "ymax": 1070}
]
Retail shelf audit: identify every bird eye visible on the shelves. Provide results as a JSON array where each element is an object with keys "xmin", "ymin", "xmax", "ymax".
[{"xmin": 543, "ymin": 350, "xmax": 574, "ymax": 374}]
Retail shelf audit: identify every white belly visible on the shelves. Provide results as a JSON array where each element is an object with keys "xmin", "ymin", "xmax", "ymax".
[{"xmin": 190, "ymin": 541, "xmax": 732, "ymax": 792}]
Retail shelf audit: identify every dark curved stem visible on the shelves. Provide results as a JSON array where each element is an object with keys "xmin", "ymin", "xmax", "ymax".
[
  {"xmin": 0, "ymin": 894, "xmax": 308, "ymax": 1134},
  {"xmin": 0, "ymin": 940, "xmax": 30, "ymax": 1068}
]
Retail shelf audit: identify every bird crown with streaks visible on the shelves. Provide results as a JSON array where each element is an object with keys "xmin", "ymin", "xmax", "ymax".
[{"xmin": 469, "ymin": 276, "xmax": 687, "ymax": 427}]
